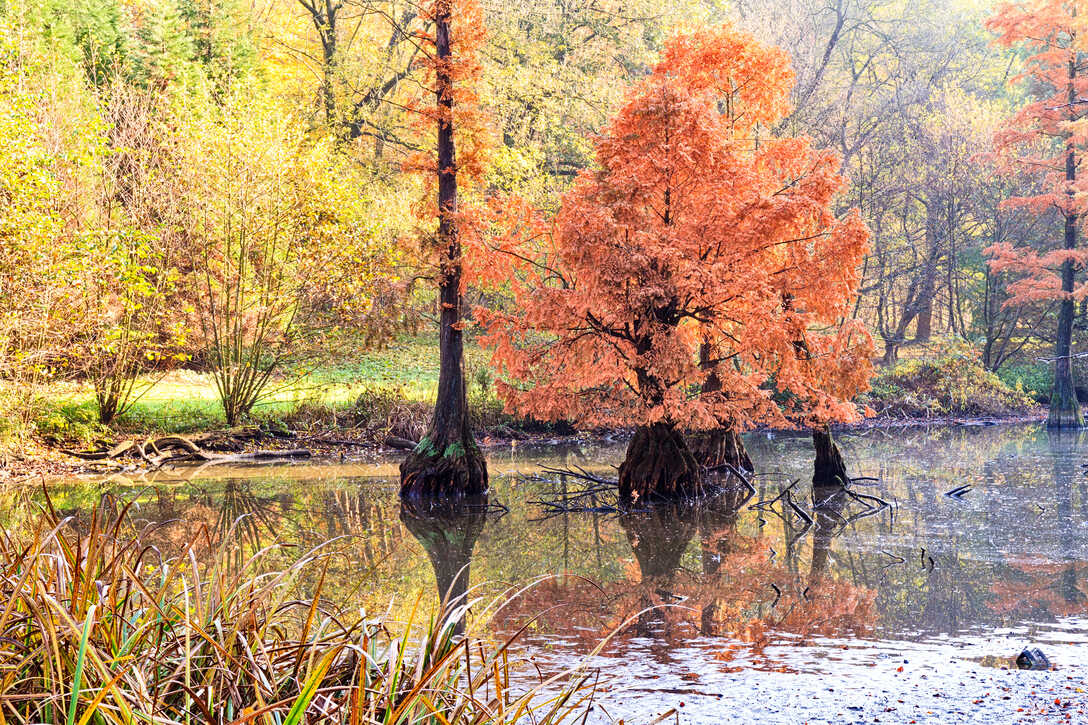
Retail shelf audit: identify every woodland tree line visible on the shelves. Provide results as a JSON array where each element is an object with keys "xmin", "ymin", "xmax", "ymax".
[{"xmin": 2, "ymin": 0, "xmax": 1087, "ymax": 496}]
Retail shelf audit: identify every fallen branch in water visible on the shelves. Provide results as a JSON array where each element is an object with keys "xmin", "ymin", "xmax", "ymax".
[
  {"xmin": 785, "ymin": 490, "xmax": 813, "ymax": 529},
  {"xmin": 879, "ymin": 550, "xmax": 906, "ymax": 574},
  {"xmin": 749, "ymin": 478, "xmax": 801, "ymax": 511},
  {"xmin": 704, "ymin": 462, "xmax": 758, "ymax": 495},
  {"xmin": 539, "ymin": 464, "xmax": 616, "ymax": 487},
  {"xmin": 769, "ymin": 582, "xmax": 782, "ymax": 608}
]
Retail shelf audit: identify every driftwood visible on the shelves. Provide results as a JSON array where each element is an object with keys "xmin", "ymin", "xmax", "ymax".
[
  {"xmin": 295, "ymin": 435, "xmax": 366, "ymax": 447},
  {"xmin": 62, "ymin": 439, "xmax": 136, "ymax": 460},
  {"xmin": 944, "ymin": 484, "xmax": 972, "ymax": 499},
  {"xmin": 525, "ymin": 459, "xmax": 757, "ymax": 519},
  {"xmin": 63, "ymin": 434, "xmax": 312, "ymax": 470}
]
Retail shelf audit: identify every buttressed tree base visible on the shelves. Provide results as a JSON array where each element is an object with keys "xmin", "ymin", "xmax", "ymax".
[
  {"xmin": 400, "ymin": 418, "xmax": 488, "ymax": 500},
  {"xmin": 618, "ymin": 423, "xmax": 704, "ymax": 502},
  {"xmin": 688, "ymin": 428, "xmax": 754, "ymax": 473}
]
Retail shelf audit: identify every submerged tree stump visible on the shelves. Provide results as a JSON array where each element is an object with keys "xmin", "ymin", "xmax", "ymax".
[
  {"xmin": 618, "ymin": 422, "xmax": 703, "ymax": 502},
  {"xmin": 812, "ymin": 426, "xmax": 849, "ymax": 487}
]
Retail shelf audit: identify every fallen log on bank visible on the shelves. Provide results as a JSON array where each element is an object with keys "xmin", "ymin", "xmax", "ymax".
[{"xmin": 63, "ymin": 435, "xmax": 313, "ymax": 470}]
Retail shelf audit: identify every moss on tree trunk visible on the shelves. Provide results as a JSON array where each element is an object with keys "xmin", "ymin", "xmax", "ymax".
[{"xmin": 618, "ymin": 422, "xmax": 703, "ymax": 502}]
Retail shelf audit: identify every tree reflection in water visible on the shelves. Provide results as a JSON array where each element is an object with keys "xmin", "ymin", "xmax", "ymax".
[
  {"xmin": 401, "ymin": 496, "xmax": 489, "ymax": 635},
  {"xmin": 990, "ymin": 430, "xmax": 1087, "ymax": 620},
  {"xmin": 618, "ymin": 500, "xmax": 698, "ymax": 658},
  {"xmin": 493, "ymin": 481, "xmax": 876, "ymax": 671},
  {"xmin": 28, "ymin": 423, "xmax": 1088, "ymax": 679}
]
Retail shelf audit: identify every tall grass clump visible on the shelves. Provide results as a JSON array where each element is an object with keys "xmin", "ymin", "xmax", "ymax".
[{"xmin": 0, "ymin": 495, "xmax": 596, "ymax": 724}]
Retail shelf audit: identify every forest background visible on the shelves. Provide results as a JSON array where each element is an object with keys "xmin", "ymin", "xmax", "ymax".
[{"xmin": 0, "ymin": 0, "xmax": 1065, "ymax": 462}]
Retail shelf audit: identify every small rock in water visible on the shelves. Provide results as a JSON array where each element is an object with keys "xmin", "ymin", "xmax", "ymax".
[{"xmin": 1016, "ymin": 648, "xmax": 1051, "ymax": 671}]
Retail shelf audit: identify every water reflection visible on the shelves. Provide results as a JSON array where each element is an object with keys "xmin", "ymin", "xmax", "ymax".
[
  {"xmin": 20, "ymin": 423, "xmax": 1088, "ymax": 678},
  {"xmin": 400, "ymin": 497, "xmax": 488, "ymax": 634},
  {"xmin": 619, "ymin": 501, "xmax": 698, "ymax": 643},
  {"xmin": 989, "ymin": 431, "xmax": 1088, "ymax": 624}
]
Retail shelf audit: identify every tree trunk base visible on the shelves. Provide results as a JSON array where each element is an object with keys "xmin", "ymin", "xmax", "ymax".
[
  {"xmin": 1048, "ymin": 408, "xmax": 1084, "ymax": 429},
  {"xmin": 812, "ymin": 426, "xmax": 849, "ymax": 487},
  {"xmin": 688, "ymin": 427, "xmax": 753, "ymax": 471},
  {"xmin": 1047, "ymin": 382, "xmax": 1084, "ymax": 429},
  {"xmin": 618, "ymin": 422, "xmax": 704, "ymax": 503},
  {"xmin": 400, "ymin": 434, "xmax": 488, "ymax": 500}
]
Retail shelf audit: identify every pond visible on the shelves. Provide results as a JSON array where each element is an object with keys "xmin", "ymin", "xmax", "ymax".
[{"xmin": 20, "ymin": 423, "xmax": 1088, "ymax": 723}]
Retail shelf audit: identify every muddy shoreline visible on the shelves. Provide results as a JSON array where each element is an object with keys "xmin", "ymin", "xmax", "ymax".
[{"xmin": 2, "ymin": 409, "xmax": 1048, "ymax": 484}]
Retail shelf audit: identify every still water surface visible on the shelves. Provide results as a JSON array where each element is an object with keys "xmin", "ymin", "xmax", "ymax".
[{"xmin": 28, "ymin": 424, "xmax": 1088, "ymax": 722}]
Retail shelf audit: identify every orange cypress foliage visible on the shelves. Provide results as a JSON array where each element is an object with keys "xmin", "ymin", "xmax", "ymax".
[
  {"xmin": 402, "ymin": 0, "xmax": 492, "ymax": 240},
  {"xmin": 402, "ymin": 1, "xmax": 491, "ymax": 180},
  {"xmin": 986, "ymin": 1, "xmax": 1088, "ymax": 427},
  {"xmin": 478, "ymin": 25, "xmax": 873, "ymax": 435},
  {"xmin": 986, "ymin": 0, "xmax": 1088, "ymax": 301}
]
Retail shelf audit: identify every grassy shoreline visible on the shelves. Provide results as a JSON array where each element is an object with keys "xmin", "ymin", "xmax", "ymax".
[
  {"xmin": 2, "ymin": 336, "xmax": 1048, "ymax": 482},
  {"xmin": 0, "ymin": 495, "xmax": 597, "ymax": 723},
  {"xmin": 2, "ymin": 410, "xmax": 1048, "ymax": 486}
]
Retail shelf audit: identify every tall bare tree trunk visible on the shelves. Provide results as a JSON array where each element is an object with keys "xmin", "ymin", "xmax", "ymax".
[{"xmin": 400, "ymin": 2, "xmax": 488, "ymax": 497}]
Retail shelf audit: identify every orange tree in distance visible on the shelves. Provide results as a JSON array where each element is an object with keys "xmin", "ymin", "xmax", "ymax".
[
  {"xmin": 399, "ymin": 0, "xmax": 492, "ymax": 499},
  {"xmin": 478, "ymin": 25, "xmax": 873, "ymax": 502},
  {"xmin": 987, "ymin": 0, "xmax": 1088, "ymax": 428}
]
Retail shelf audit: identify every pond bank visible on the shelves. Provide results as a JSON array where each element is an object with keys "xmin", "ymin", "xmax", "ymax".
[{"xmin": 3, "ymin": 408, "xmax": 1048, "ymax": 484}]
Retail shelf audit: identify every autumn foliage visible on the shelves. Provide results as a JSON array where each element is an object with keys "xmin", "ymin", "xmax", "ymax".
[
  {"xmin": 399, "ymin": 0, "xmax": 493, "ymax": 497},
  {"xmin": 403, "ymin": 0, "xmax": 491, "ymax": 220},
  {"xmin": 986, "ymin": 0, "xmax": 1088, "ymax": 427},
  {"xmin": 480, "ymin": 25, "xmax": 873, "ymax": 451},
  {"xmin": 986, "ymin": 0, "xmax": 1088, "ymax": 301}
]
